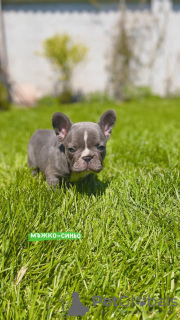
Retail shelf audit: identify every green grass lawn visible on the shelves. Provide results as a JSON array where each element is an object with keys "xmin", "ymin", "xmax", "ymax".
[{"xmin": 1, "ymin": 96, "xmax": 180, "ymax": 319}]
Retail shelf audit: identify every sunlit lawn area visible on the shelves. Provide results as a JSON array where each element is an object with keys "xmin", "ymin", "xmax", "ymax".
[{"xmin": 0, "ymin": 96, "xmax": 180, "ymax": 319}]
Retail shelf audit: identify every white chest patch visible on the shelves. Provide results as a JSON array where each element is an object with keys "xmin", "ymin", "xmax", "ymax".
[{"xmin": 69, "ymin": 171, "xmax": 91, "ymax": 182}]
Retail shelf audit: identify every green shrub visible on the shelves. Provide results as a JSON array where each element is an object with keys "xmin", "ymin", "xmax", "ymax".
[
  {"xmin": 122, "ymin": 85, "xmax": 155, "ymax": 101},
  {"xmin": 37, "ymin": 95, "xmax": 59, "ymax": 107},
  {"xmin": 0, "ymin": 81, "xmax": 10, "ymax": 110},
  {"xmin": 83, "ymin": 91, "xmax": 116, "ymax": 104},
  {"xmin": 40, "ymin": 33, "xmax": 88, "ymax": 103}
]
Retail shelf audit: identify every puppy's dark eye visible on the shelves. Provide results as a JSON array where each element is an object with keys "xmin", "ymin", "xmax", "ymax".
[
  {"xmin": 97, "ymin": 145, "xmax": 105, "ymax": 151},
  {"xmin": 68, "ymin": 147, "xmax": 75, "ymax": 153}
]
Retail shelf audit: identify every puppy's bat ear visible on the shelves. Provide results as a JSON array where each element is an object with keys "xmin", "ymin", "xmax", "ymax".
[
  {"xmin": 52, "ymin": 112, "xmax": 72, "ymax": 141},
  {"xmin": 98, "ymin": 110, "xmax": 116, "ymax": 140}
]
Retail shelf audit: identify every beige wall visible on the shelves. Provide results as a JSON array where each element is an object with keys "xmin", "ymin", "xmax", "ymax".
[{"xmin": 2, "ymin": 1, "xmax": 180, "ymax": 103}]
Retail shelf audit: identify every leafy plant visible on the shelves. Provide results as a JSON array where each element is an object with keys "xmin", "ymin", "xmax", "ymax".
[
  {"xmin": 121, "ymin": 85, "xmax": 154, "ymax": 101},
  {"xmin": 41, "ymin": 33, "xmax": 88, "ymax": 103},
  {"xmin": 107, "ymin": 1, "xmax": 135, "ymax": 101},
  {"xmin": 108, "ymin": 0, "xmax": 166, "ymax": 101},
  {"xmin": 0, "ymin": 80, "xmax": 10, "ymax": 110}
]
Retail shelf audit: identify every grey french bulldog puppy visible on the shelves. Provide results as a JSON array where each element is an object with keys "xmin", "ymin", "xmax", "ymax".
[{"xmin": 28, "ymin": 110, "xmax": 116, "ymax": 188}]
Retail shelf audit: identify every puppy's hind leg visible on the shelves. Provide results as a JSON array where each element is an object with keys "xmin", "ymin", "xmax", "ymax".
[
  {"xmin": 31, "ymin": 167, "xmax": 40, "ymax": 177},
  {"xmin": 28, "ymin": 144, "xmax": 39, "ymax": 176}
]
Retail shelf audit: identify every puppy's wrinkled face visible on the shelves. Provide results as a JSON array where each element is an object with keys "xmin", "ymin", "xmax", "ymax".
[
  {"xmin": 64, "ymin": 123, "xmax": 106, "ymax": 173},
  {"xmin": 52, "ymin": 110, "xmax": 116, "ymax": 178}
]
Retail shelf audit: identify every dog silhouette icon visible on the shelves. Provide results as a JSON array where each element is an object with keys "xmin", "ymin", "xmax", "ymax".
[{"xmin": 68, "ymin": 292, "xmax": 89, "ymax": 316}]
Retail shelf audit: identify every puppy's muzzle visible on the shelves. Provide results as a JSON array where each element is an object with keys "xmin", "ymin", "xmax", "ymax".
[{"xmin": 82, "ymin": 156, "xmax": 93, "ymax": 163}]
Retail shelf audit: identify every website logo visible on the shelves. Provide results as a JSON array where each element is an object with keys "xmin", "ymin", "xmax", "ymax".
[{"xmin": 60, "ymin": 292, "xmax": 177, "ymax": 318}]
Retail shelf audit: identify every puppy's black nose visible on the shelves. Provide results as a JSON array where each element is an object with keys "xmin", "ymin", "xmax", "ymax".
[{"xmin": 83, "ymin": 156, "xmax": 92, "ymax": 163}]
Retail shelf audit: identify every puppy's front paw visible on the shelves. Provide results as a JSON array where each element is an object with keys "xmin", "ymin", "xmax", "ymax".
[{"xmin": 46, "ymin": 176, "xmax": 59, "ymax": 190}]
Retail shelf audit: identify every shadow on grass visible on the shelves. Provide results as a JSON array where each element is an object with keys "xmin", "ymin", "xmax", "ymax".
[
  {"xmin": 73, "ymin": 174, "xmax": 110, "ymax": 196},
  {"xmin": 56, "ymin": 173, "xmax": 110, "ymax": 196},
  {"xmin": 8, "ymin": 168, "xmax": 110, "ymax": 197}
]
